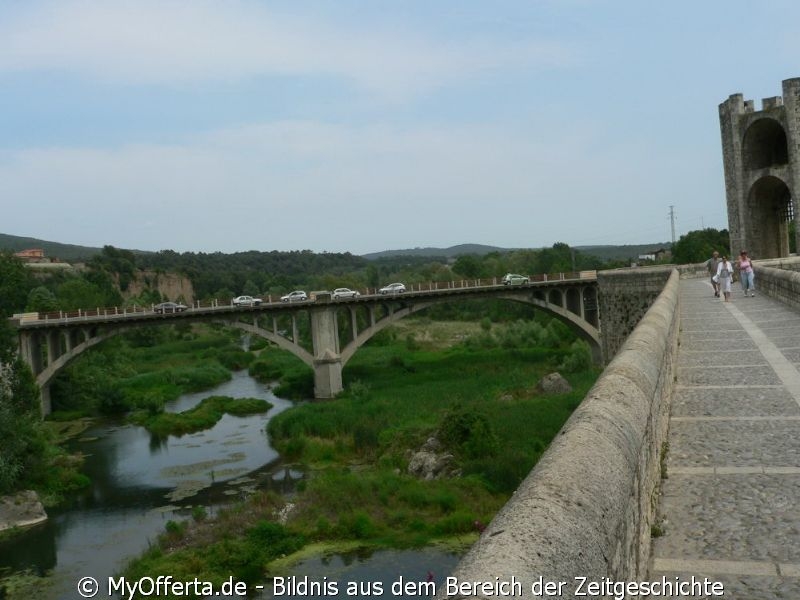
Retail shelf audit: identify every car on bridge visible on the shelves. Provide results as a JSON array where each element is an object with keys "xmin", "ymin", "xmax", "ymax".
[
  {"xmin": 379, "ymin": 282, "xmax": 406, "ymax": 295},
  {"xmin": 501, "ymin": 273, "xmax": 530, "ymax": 285},
  {"xmin": 232, "ymin": 295, "xmax": 262, "ymax": 306},
  {"xmin": 281, "ymin": 290, "xmax": 308, "ymax": 302},
  {"xmin": 154, "ymin": 301, "xmax": 188, "ymax": 313},
  {"xmin": 332, "ymin": 288, "xmax": 361, "ymax": 300}
]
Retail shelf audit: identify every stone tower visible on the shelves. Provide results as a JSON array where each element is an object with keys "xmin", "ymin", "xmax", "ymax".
[{"xmin": 719, "ymin": 77, "xmax": 800, "ymax": 258}]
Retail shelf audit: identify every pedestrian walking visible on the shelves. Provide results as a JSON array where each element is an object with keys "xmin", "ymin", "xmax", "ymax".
[
  {"xmin": 706, "ymin": 251, "xmax": 720, "ymax": 297},
  {"xmin": 738, "ymin": 250, "xmax": 756, "ymax": 297},
  {"xmin": 716, "ymin": 255, "xmax": 734, "ymax": 302}
]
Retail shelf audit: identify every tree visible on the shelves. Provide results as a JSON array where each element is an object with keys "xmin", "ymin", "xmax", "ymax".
[
  {"xmin": 26, "ymin": 286, "xmax": 59, "ymax": 313},
  {"xmin": 0, "ymin": 251, "xmax": 33, "ymax": 317},
  {"xmin": 57, "ymin": 278, "xmax": 113, "ymax": 310},
  {"xmin": 452, "ymin": 255, "xmax": 484, "ymax": 279},
  {"xmin": 672, "ymin": 228, "xmax": 730, "ymax": 264}
]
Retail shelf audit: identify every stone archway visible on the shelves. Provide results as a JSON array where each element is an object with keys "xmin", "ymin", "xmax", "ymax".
[
  {"xmin": 746, "ymin": 175, "xmax": 793, "ymax": 258},
  {"xmin": 742, "ymin": 117, "xmax": 789, "ymax": 170}
]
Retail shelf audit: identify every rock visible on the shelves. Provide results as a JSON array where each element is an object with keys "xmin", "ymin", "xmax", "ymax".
[
  {"xmin": 408, "ymin": 450, "xmax": 455, "ymax": 480},
  {"xmin": 537, "ymin": 372, "xmax": 572, "ymax": 394},
  {"xmin": 407, "ymin": 437, "xmax": 459, "ymax": 480},
  {"xmin": 421, "ymin": 437, "xmax": 441, "ymax": 452},
  {"xmin": 0, "ymin": 490, "xmax": 48, "ymax": 532}
]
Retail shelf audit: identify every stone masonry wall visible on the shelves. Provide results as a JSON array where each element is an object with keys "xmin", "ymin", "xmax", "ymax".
[
  {"xmin": 598, "ymin": 266, "xmax": 675, "ymax": 363},
  {"xmin": 442, "ymin": 270, "xmax": 680, "ymax": 599},
  {"xmin": 753, "ymin": 258, "xmax": 800, "ymax": 311}
]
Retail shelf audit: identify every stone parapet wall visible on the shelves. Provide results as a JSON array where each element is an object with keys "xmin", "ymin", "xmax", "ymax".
[
  {"xmin": 443, "ymin": 269, "xmax": 680, "ymax": 599},
  {"xmin": 598, "ymin": 266, "xmax": 675, "ymax": 362},
  {"xmin": 753, "ymin": 259, "xmax": 800, "ymax": 310}
]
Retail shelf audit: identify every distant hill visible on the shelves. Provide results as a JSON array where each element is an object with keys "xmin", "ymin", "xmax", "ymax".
[
  {"xmin": 0, "ymin": 233, "xmax": 153, "ymax": 262},
  {"xmin": 362, "ymin": 242, "xmax": 672, "ymax": 262},
  {"xmin": 574, "ymin": 243, "xmax": 672, "ymax": 261},
  {"xmin": 362, "ymin": 244, "xmax": 511, "ymax": 260},
  {"xmin": 0, "ymin": 233, "xmax": 105, "ymax": 261}
]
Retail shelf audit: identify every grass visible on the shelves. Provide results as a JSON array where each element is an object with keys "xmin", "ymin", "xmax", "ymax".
[{"xmin": 130, "ymin": 395, "xmax": 273, "ymax": 437}]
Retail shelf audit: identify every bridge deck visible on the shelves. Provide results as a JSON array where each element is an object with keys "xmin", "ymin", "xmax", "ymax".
[{"xmin": 650, "ymin": 278, "xmax": 800, "ymax": 597}]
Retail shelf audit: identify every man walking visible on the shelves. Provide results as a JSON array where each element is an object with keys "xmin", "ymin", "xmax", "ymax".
[{"xmin": 706, "ymin": 251, "xmax": 720, "ymax": 297}]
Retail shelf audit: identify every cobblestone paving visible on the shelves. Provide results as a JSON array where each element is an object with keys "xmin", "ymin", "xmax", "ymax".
[{"xmin": 650, "ymin": 279, "xmax": 800, "ymax": 598}]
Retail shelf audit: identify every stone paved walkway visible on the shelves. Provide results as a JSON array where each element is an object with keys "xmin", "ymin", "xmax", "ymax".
[{"xmin": 650, "ymin": 278, "xmax": 800, "ymax": 599}]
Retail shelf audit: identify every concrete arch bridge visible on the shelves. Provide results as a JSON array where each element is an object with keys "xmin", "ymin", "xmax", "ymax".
[{"xmin": 10, "ymin": 275, "xmax": 609, "ymax": 415}]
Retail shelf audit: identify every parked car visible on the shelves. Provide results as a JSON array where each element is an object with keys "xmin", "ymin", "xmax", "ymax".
[
  {"xmin": 280, "ymin": 290, "xmax": 308, "ymax": 302},
  {"xmin": 233, "ymin": 295, "xmax": 262, "ymax": 306},
  {"xmin": 154, "ymin": 301, "xmax": 188, "ymax": 313},
  {"xmin": 379, "ymin": 282, "xmax": 406, "ymax": 295},
  {"xmin": 501, "ymin": 273, "xmax": 530, "ymax": 285},
  {"xmin": 332, "ymin": 288, "xmax": 361, "ymax": 300}
]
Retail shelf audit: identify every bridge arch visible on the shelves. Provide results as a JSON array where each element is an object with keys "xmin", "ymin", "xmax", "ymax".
[{"xmin": 235, "ymin": 290, "xmax": 602, "ymax": 383}]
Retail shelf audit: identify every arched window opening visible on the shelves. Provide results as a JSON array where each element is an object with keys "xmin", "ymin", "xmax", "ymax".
[{"xmin": 742, "ymin": 118, "xmax": 789, "ymax": 170}]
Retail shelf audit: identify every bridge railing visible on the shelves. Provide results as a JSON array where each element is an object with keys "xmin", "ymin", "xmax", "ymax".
[{"xmin": 18, "ymin": 271, "xmax": 599, "ymax": 324}]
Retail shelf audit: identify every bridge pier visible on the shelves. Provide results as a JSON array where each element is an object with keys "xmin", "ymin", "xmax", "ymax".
[
  {"xmin": 46, "ymin": 330, "xmax": 61, "ymax": 366},
  {"xmin": 40, "ymin": 384, "xmax": 52, "ymax": 416},
  {"xmin": 19, "ymin": 331, "xmax": 43, "ymax": 376},
  {"xmin": 310, "ymin": 307, "xmax": 343, "ymax": 398}
]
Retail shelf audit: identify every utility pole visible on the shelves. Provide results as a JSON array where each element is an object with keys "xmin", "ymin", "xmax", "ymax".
[{"xmin": 669, "ymin": 205, "xmax": 676, "ymax": 244}]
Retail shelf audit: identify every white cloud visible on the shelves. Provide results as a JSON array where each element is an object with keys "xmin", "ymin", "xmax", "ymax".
[{"xmin": 0, "ymin": 0, "xmax": 574, "ymax": 98}]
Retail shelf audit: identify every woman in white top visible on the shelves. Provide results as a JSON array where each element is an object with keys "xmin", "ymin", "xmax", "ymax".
[{"xmin": 716, "ymin": 255, "xmax": 734, "ymax": 302}]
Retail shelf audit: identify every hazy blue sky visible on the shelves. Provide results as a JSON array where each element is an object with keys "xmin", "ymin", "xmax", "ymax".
[{"xmin": 2, "ymin": 1, "xmax": 799, "ymax": 255}]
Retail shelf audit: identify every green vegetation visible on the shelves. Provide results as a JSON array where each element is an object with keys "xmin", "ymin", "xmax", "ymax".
[
  {"xmin": 671, "ymin": 228, "xmax": 730, "ymax": 263},
  {"xmin": 130, "ymin": 395, "xmax": 272, "ymax": 437},
  {"xmin": 50, "ymin": 328, "xmax": 246, "ymax": 417},
  {"xmin": 0, "ymin": 252, "xmax": 88, "ymax": 500}
]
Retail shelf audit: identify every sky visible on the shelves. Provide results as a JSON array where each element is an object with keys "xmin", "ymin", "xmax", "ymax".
[{"xmin": 2, "ymin": 1, "xmax": 799, "ymax": 256}]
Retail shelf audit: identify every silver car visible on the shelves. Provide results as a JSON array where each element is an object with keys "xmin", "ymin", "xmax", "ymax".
[
  {"xmin": 232, "ymin": 295, "xmax": 262, "ymax": 306},
  {"xmin": 379, "ymin": 282, "xmax": 406, "ymax": 295},
  {"xmin": 280, "ymin": 290, "xmax": 308, "ymax": 302},
  {"xmin": 332, "ymin": 288, "xmax": 361, "ymax": 300},
  {"xmin": 502, "ymin": 273, "xmax": 530, "ymax": 285}
]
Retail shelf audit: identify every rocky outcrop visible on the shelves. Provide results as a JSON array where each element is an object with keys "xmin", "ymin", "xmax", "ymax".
[
  {"xmin": 121, "ymin": 270, "xmax": 195, "ymax": 303},
  {"xmin": 0, "ymin": 490, "xmax": 47, "ymax": 532},
  {"xmin": 536, "ymin": 372, "xmax": 572, "ymax": 394},
  {"xmin": 407, "ymin": 437, "xmax": 459, "ymax": 480}
]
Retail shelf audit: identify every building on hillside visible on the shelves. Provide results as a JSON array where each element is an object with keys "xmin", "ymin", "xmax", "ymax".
[
  {"xmin": 14, "ymin": 248, "xmax": 46, "ymax": 262},
  {"xmin": 637, "ymin": 248, "xmax": 671, "ymax": 262}
]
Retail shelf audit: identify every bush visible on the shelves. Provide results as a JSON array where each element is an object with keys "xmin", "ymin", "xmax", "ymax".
[
  {"xmin": 558, "ymin": 340, "xmax": 592, "ymax": 373},
  {"xmin": 438, "ymin": 406, "xmax": 499, "ymax": 459}
]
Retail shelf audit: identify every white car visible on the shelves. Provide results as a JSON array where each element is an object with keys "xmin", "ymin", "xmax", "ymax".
[
  {"xmin": 232, "ymin": 295, "xmax": 262, "ymax": 306},
  {"xmin": 332, "ymin": 288, "xmax": 361, "ymax": 300},
  {"xmin": 281, "ymin": 290, "xmax": 308, "ymax": 302},
  {"xmin": 379, "ymin": 282, "xmax": 406, "ymax": 295}
]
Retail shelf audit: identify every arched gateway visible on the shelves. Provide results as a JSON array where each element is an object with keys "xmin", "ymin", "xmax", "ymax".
[{"xmin": 719, "ymin": 78, "xmax": 800, "ymax": 258}]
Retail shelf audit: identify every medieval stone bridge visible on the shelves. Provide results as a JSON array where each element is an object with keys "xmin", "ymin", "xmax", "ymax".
[{"xmin": 11, "ymin": 273, "xmax": 638, "ymax": 415}]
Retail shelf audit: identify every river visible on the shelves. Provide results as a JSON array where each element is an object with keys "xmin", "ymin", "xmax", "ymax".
[{"xmin": 0, "ymin": 370, "xmax": 462, "ymax": 599}]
